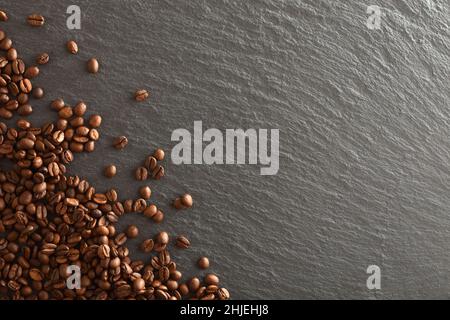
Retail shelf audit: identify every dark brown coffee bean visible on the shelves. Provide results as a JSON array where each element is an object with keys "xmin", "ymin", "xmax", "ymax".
[
  {"xmin": 7, "ymin": 48, "xmax": 17, "ymax": 61},
  {"xmin": 113, "ymin": 136, "xmax": 128, "ymax": 150},
  {"xmin": 89, "ymin": 114, "xmax": 102, "ymax": 128},
  {"xmin": 135, "ymin": 166, "xmax": 148, "ymax": 181},
  {"xmin": 51, "ymin": 98, "xmax": 65, "ymax": 111},
  {"xmin": 139, "ymin": 186, "xmax": 151, "ymax": 199},
  {"xmin": 58, "ymin": 106, "xmax": 73, "ymax": 119},
  {"xmin": 0, "ymin": 10, "xmax": 8, "ymax": 21},
  {"xmin": 66, "ymin": 40, "xmax": 78, "ymax": 54},
  {"xmin": 188, "ymin": 277, "xmax": 200, "ymax": 292},
  {"xmin": 126, "ymin": 225, "xmax": 139, "ymax": 238},
  {"xmin": 87, "ymin": 58, "xmax": 99, "ymax": 73},
  {"xmin": 19, "ymin": 79, "xmax": 32, "ymax": 93},
  {"xmin": 32, "ymin": 87, "xmax": 44, "ymax": 99},
  {"xmin": 155, "ymin": 231, "xmax": 169, "ymax": 245},
  {"xmin": 153, "ymin": 210, "xmax": 164, "ymax": 223},
  {"xmin": 133, "ymin": 198, "xmax": 147, "ymax": 212},
  {"xmin": 140, "ymin": 239, "xmax": 154, "ymax": 253},
  {"xmin": 36, "ymin": 53, "xmax": 49, "ymax": 65},
  {"xmin": 197, "ymin": 257, "xmax": 210, "ymax": 269},
  {"xmin": 104, "ymin": 165, "xmax": 117, "ymax": 178},
  {"xmin": 143, "ymin": 204, "xmax": 157, "ymax": 218},
  {"xmin": 27, "ymin": 14, "xmax": 45, "ymax": 27},
  {"xmin": 217, "ymin": 288, "xmax": 230, "ymax": 300},
  {"xmin": 144, "ymin": 156, "xmax": 157, "ymax": 171},
  {"xmin": 0, "ymin": 37, "xmax": 12, "ymax": 50},
  {"xmin": 134, "ymin": 89, "xmax": 149, "ymax": 102},
  {"xmin": 24, "ymin": 66, "xmax": 39, "ymax": 78},
  {"xmin": 98, "ymin": 244, "xmax": 110, "ymax": 259},
  {"xmin": 152, "ymin": 165, "xmax": 165, "ymax": 180},
  {"xmin": 176, "ymin": 235, "xmax": 190, "ymax": 249}
]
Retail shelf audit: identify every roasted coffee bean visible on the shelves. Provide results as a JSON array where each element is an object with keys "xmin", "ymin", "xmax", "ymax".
[
  {"xmin": 139, "ymin": 186, "xmax": 151, "ymax": 199},
  {"xmin": 104, "ymin": 165, "xmax": 117, "ymax": 178},
  {"xmin": 181, "ymin": 193, "xmax": 193, "ymax": 208},
  {"xmin": 133, "ymin": 198, "xmax": 147, "ymax": 212},
  {"xmin": 135, "ymin": 166, "xmax": 148, "ymax": 181},
  {"xmin": 155, "ymin": 231, "xmax": 169, "ymax": 245},
  {"xmin": 7, "ymin": 48, "xmax": 17, "ymax": 61},
  {"xmin": 140, "ymin": 239, "xmax": 154, "ymax": 253},
  {"xmin": 153, "ymin": 148, "xmax": 165, "ymax": 161},
  {"xmin": 204, "ymin": 274, "xmax": 219, "ymax": 286},
  {"xmin": 144, "ymin": 156, "xmax": 157, "ymax": 171},
  {"xmin": 134, "ymin": 89, "xmax": 149, "ymax": 102},
  {"xmin": 188, "ymin": 277, "xmax": 201, "ymax": 292},
  {"xmin": 36, "ymin": 52, "xmax": 49, "ymax": 65},
  {"xmin": 0, "ymin": 10, "xmax": 8, "ymax": 21},
  {"xmin": 153, "ymin": 210, "xmax": 164, "ymax": 223},
  {"xmin": 27, "ymin": 14, "xmax": 45, "ymax": 27},
  {"xmin": 126, "ymin": 225, "xmax": 139, "ymax": 238},
  {"xmin": 24, "ymin": 66, "xmax": 39, "ymax": 78},
  {"xmin": 89, "ymin": 114, "xmax": 102, "ymax": 128},
  {"xmin": 19, "ymin": 79, "xmax": 32, "ymax": 93},
  {"xmin": 67, "ymin": 40, "xmax": 78, "ymax": 54},
  {"xmin": 143, "ymin": 204, "xmax": 157, "ymax": 218},
  {"xmin": 87, "ymin": 58, "xmax": 99, "ymax": 73},
  {"xmin": 197, "ymin": 257, "xmax": 210, "ymax": 269},
  {"xmin": 152, "ymin": 165, "xmax": 165, "ymax": 180},
  {"xmin": 176, "ymin": 235, "xmax": 190, "ymax": 249},
  {"xmin": 32, "ymin": 87, "xmax": 44, "ymax": 99},
  {"xmin": 113, "ymin": 136, "xmax": 128, "ymax": 150}
]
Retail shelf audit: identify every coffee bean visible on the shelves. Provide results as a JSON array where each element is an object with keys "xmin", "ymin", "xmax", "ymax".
[
  {"xmin": 133, "ymin": 278, "xmax": 145, "ymax": 292},
  {"xmin": 0, "ymin": 10, "xmax": 8, "ymax": 22},
  {"xmin": 87, "ymin": 58, "xmax": 99, "ymax": 73},
  {"xmin": 134, "ymin": 89, "xmax": 149, "ymax": 102},
  {"xmin": 98, "ymin": 244, "xmax": 110, "ymax": 259},
  {"xmin": 153, "ymin": 148, "xmax": 165, "ymax": 161},
  {"xmin": 133, "ymin": 198, "xmax": 147, "ymax": 212},
  {"xmin": 143, "ymin": 204, "xmax": 157, "ymax": 218},
  {"xmin": 181, "ymin": 194, "xmax": 193, "ymax": 208},
  {"xmin": 144, "ymin": 155, "xmax": 157, "ymax": 171},
  {"xmin": 126, "ymin": 225, "xmax": 139, "ymax": 238},
  {"xmin": 151, "ymin": 164, "xmax": 165, "ymax": 180},
  {"xmin": 104, "ymin": 165, "xmax": 117, "ymax": 178},
  {"xmin": 153, "ymin": 210, "xmax": 164, "ymax": 223},
  {"xmin": 217, "ymin": 288, "xmax": 230, "ymax": 300},
  {"xmin": 36, "ymin": 52, "xmax": 49, "ymax": 65},
  {"xmin": 140, "ymin": 239, "xmax": 154, "ymax": 253},
  {"xmin": 51, "ymin": 98, "xmax": 65, "ymax": 111},
  {"xmin": 27, "ymin": 14, "xmax": 45, "ymax": 27},
  {"xmin": 139, "ymin": 186, "xmax": 151, "ymax": 199},
  {"xmin": 7, "ymin": 48, "xmax": 17, "ymax": 61},
  {"xmin": 113, "ymin": 135, "xmax": 128, "ymax": 150},
  {"xmin": 24, "ymin": 66, "xmax": 39, "ymax": 78},
  {"xmin": 32, "ymin": 87, "xmax": 44, "ymax": 99},
  {"xmin": 176, "ymin": 235, "xmax": 190, "ymax": 249},
  {"xmin": 19, "ymin": 79, "xmax": 32, "ymax": 93},
  {"xmin": 74, "ymin": 101, "xmax": 87, "ymax": 116},
  {"xmin": 188, "ymin": 277, "xmax": 200, "ymax": 292},
  {"xmin": 204, "ymin": 274, "xmax": 219, "ymax": 286},
  {"xmin": 67, "ymin": 40, "xmax": 78, "ymax": 54},
  {"xmin": 58, "ymin": 106, "xmax": 73, "ymax": 119},
  {"xmin": 197, "ymin": 257, "xmax": 210, "ymax": 269},
  {"xmin": 155, "ymin": 231, "xmax": 169, "ymax": 245},
  {"xmin": 135, "ymin": 166, "xmax": 148, "ymax": 181},
  {"xmin": 89, "ymin": 114, "xmax": 102, "ymax": 128}
]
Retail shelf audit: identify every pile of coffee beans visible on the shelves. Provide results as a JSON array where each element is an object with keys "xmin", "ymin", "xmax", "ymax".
[{"xmin": 0, "ymin": 11, "xmax": 229, "ymax": 300}]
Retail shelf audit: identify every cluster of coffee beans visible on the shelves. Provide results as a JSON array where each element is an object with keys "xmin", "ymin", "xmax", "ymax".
[{"xmin": 0, "ymin": 11, "xmax": 229, "ymax": 300}]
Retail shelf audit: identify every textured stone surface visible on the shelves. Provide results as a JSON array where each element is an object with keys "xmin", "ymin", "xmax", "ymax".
[{"xmin": 1, "ymin": 0, "xmax": 450, "ymax": 299}]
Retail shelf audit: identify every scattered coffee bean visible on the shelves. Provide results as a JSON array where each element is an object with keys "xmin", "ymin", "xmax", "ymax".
[
  {"xmin": 139, "ymin": 186, "xmax": 151, "ymax": 199},
  {"xmin": 24, "ymin": 66, "xmax": 39, "ymax": 78},
  {"xmin": 36, "ymin": 52, "xmax": 49, "ymax": 65},
  {"xmin": 89, "ymin": 114, "xmax": 102, "ymax": 128},
  {"xmin": 32, "ymin": 87, "xmax": 44, "ymax": 99},
  {"xmin": 153, "ymin": 148, "xmax": 165, "ymax": 161},
  {"xmin": 181, "ymin": 193, "xmax": 193, "ymax": 208},
  {"xmin": 141, "ymin": 239, "xmax": 154, "ymax": 253},
  {"xmin": 87, "ymin": 58, "xmax": 99, "ymax": 73},
  {"xmin": 135, "ymin": 89, "xmax": 149, "ymax": 102},
  {"xmin": 113, "ymin": 135, "xmax": 128, "ymax": 150},
  {"xmin": 176, "ymin": 235, "xmax": 190, "ymax": 249},
  {"xmin": 205, "ymin": 274, "xmax": 219, "ymax": 286},
  {"xmin": 104, "ymin": 164, "xmax": 117, "ymax": 178},
  {"xmin": 198, "ymin": 257, "xmax": 210, "ymax": 269},
  {"xmin": 135, "ymin": 166, "xmax": 148, "ymax": 181},
  {"xmin": 27, "ymin": 14, "xmax": 45, "ymax": 27},
  {"xmin": 67, "ymin": 40, "xmax": 78, "ymax": 54},
  {"xmin": 0, "ymin": 10, "xmax": 8, "ymax": 22},
  {"xmin": 126, "ymin": 225, "xmax": 139, "ymax": 238},
  {"xmin": 155, "ymin": 231, "xmax": 169, "ymax": 245}
]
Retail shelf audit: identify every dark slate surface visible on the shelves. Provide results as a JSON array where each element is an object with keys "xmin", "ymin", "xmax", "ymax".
[{"xmin": 1, "ymin": 0, "xmax": 450, "ymax": 299}]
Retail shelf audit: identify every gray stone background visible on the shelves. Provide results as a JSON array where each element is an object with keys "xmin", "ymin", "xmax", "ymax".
[{"xmin": 1, "ymin": 0, "xmax": 450, "ymax": 299}]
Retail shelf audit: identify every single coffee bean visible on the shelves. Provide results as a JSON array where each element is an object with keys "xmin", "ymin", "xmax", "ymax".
[
  {"xmin": 66, "ymin": 40, "xmax": 78, "ymax": 54},
  {"xmin": 181, "ymin": 194, "xmax": 193, "ymax": 208},
  {"xmin": 204, "ymin": 274, "xmax": 219, "ymax": 286},
  {"xmin": 155, "ymin": 231, "xmax": 169, "ymax": 245},
  {"xmin": 133, "ymin": 198, "xmax": 147, "ymax": 212},
  {"xmin": 140, "ymin": 239, "xmax": 154, "ymax": 253},
  {"xmin": 143, "ymin": 204, "xmax": 157, "ymax": 218},
  {"xmin": 87, "ymin": 58, "xmax": 99, "ymax": 73},
  {"xmin": 58, "ymin": 106, "xmax": 73, "ymax": 119},
  {"xmin": 135, "ymin": 166, "xmax": 148, "ymax": 181},
  {"xmin": 51, "ymin": 98, "xmax": 65, "ymax": 111},
  {"xmin": 0, "ymin": 37, "xmax": 12, "ymax": 50},
  {"xmin": 36, "ymin": 53, "xmax": 49, "ymax": 65},
  {"xmin": 153, "ymin": 210, "xmax": 164, "ymax": 223},
  {"xmin": 97, "ymin": 244, "xmax": 110, "ymax": 259},
  {"xmin": 188, "ymin": 277, "xmax": 201, "ymax": 292},
  {"xmin": 152, "ymin": 165, "xmax": 165, "ymax": 180},
  {"xmin": 133, "ymin": 278, "xmax": 145, "ymax": 292},
  {"xmin": 197, "ymin": 257, "xmax": 210, "ymax": 269},
  {"xmin": 144, "ymin": 156, "xmax": 157, "ymax": 171},
  {"xmin": 113, "ymin": 136, "xmax": 128, "ymax": 150},
  {"xmin": 24, "ymin": 66, "xmax": 39, "ymax": 78},
  {"xmin": 139, "ymin": 186, "xmax": 151, "ymax": 199},
  {"xmin": 176, "ymin": 235, "xmax": 190, "ymax": 249},
  {"xmin": 134, "ymin": 89, "xmax": 149, "ymax": 102},
  {"xmin": 73, "ymin": 101, "xmax": 87, "ymax": 116},
  {"xmin": 217, "ymin": 288, "xmax": 230, "ymax": 300},
  {"xmin": 153, "ymin": 148, "xmax": 165, "ymax": 161},
  {"xmin": 104, "ymin": 165, "xmax": 117, "ymax": 178},
  {"xmin": 32, "ymin": 87, "xmax": 44, "ymax": 99},
  {"xmin": 0, "ymin": 10, "xmax": 8, "ymax": 21},
  {"xmin": 126, "ymin": 225, "xmax": 139, "ymax": 238},
  {"xmin": 27, "ymin": 14, "xmax": 45, "ymax": 27},
  {"xmin": 19, "ymin": 79, "xmax": 32, "ymax": 93},
  {"xmin": 89, "ymin": 114, "xmax": 102, "ymax": 128},
  {"xmin": 7, "ymin": 48, "xmax": 17, "ymax": 61}
]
